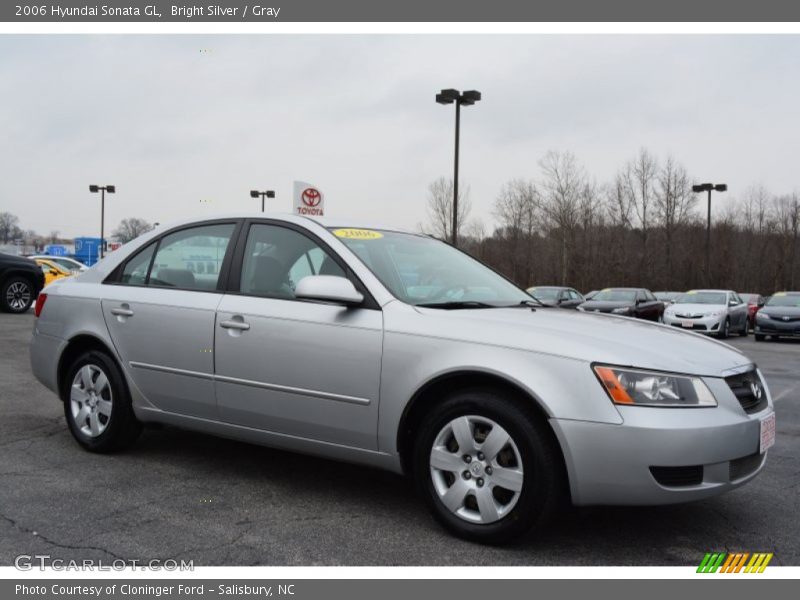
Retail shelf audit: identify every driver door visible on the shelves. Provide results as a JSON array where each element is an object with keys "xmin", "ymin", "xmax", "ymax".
[{"xmin": 213, "ymin": 222, "xmax": 383, "ymax": 450}]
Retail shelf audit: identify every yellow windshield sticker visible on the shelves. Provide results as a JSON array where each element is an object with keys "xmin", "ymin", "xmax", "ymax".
[
  {"xmin": 333, "ymin": 228, "xmax": 383, "ymax": 240},
  {"xmin": 775, "ymin": 292, "xmax": 786, "ymax": 296},
  {"xmin": 687, "ymin": 290, "xmax": 697, "ymax": 294},
  {"xmin": 601, "ymin": 288, "xmax": 611, "ymax": 292}
]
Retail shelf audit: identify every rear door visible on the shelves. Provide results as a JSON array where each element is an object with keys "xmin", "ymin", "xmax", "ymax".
[{"xmin": 102, "ymin": 221, "xmax": 239, "ymax": 419}]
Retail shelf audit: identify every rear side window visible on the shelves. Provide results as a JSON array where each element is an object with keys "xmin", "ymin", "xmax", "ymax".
[
  {"xmin": 120, "ymin": 242, "xmax": 156, "ymax": 285},
  {"xmin": 149, "ymin": 224, "xmax": 235, "ymax": 291}
]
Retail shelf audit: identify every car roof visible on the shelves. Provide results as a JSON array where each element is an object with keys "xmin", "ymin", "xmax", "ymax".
[
  {"xmin": 150, "ymin": 212, "xmax": 415, "ymax": 235},
  {"xmin": 687, "ymin": 289, "xmax": 732, "ymax": 293}
]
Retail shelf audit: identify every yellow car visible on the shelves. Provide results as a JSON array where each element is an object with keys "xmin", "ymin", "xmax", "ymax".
[{"xmin": 34, "ymin": 258, "xmax": 74, "ymax": 286}]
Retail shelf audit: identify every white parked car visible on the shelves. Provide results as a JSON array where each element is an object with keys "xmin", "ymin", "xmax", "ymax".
[
  {"xmin": 663, "ymin": 290, "xmax": 749, "ymax": 338},
  {"xmin": 29, "ymin": 255, "xmax": 88, "ymax": 273}
]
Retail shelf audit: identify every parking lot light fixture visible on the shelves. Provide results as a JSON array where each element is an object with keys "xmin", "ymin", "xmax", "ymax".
[
  {"xmin": 250, "ymin": 189, "xmax": 276, "ymax": 213},
  {"xmin": 692, "ymin": 182, "xmax": 727, "ymax": 286},
  {"xmin": 436, "ymin": 88, "xmax": 482, "ymax": 247},
  {"xmin": 89, "ymin": 184, "xmax": 115, "ymax": 259}
]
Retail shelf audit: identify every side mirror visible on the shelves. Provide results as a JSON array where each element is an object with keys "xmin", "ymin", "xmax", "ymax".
[
  {"xmin": 729, "ymin": 299, "xmax": 738, "ymax": 306},
  {"xmin": 295, "ymin": 275, "xmax": 364, "ymax": 306}
]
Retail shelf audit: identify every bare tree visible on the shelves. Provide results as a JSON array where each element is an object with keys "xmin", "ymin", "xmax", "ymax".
[
  {"xmin": 423, "ymin": 177, "xmax": 471, "ymax": 241},
  {"xmin": 539, "ymin": 151, "xmax": 585, "ymax": 285},
  {"xmin": 0, "ymin": 212, "xmax": 20, "ymax": 244},
  {"xmin": 493, "ymin": 179, "xmax": 539, "ymax": 283},
  {"xmin": 113, "ymin": 218, "xmax": 154, "ymax": 244},
  {"xmin": 655, "ymin": 156, "xmax": 695, "ymax": 284},
  {"xmin": 621, "ymin": 148, "xmax": 658, "ymax": 280},
  {"xmin": 49, "ymin": 230, "xmax": 60, "ymax": 244}
]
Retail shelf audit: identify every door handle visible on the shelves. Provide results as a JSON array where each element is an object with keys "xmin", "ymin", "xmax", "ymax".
[
  {"xmin": 111, "ymin": 306, "xmax": 134, "ymax": 317},
  {"xmin": 220, "ymin": 319, "xmax": 250, "ymax": 331}
]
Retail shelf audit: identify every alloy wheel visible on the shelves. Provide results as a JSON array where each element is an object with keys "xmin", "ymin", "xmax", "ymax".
[
  {"xmin": 6, "ymin": 281, "xmax": 31, "ymax": 311},
  {"xmin": 70, "ymin": 364, "xmax": 113, "ymax": 437},
  {"xmin": 429, "ymin": 415, "xmax": 524, "ymax": 524}
]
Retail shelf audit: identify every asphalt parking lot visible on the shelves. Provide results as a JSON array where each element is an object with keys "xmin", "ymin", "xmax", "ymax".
[{"xmin": 1, "ymin": 312, "xmax": 798, "ymax": 566}]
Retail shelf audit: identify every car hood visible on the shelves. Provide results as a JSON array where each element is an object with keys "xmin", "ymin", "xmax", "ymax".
[
  {"xmin": 667, "ymin": 303, "xmax": 725, "ymax": 314},
  {"xmin": 760, "ymin": 306, "xmax": 800, "ymax": 317},
  {"xmin": 411, "ymin": 306, "xmax": 750, "ymax": 377}
]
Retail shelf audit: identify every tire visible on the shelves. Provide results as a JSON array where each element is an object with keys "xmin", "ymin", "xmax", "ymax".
[
  {"xmin": 0, "ymin": 276, "xmax": 35, "ymax": 313},
  {"xmin": 717, "ymin": 318, "xmax": 730, "ymax": 339},
  {"xmin": 62, "ymin": 350, "xmax": 142, "ymax": 452},
  {"xmin": 411, "ymin": 388, "xmax": 565, "ymax": 544},
  {"xmin": 755, "ymin": 334, "xmax": 765, "ymax": 342},
  {"xmin": 739, "ymin": 321, "xmax": 749, "ymax": 337}
]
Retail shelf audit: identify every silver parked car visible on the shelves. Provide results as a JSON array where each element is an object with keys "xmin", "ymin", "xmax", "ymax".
[
  {"xmin": 30, "ymin": 215, "xmax": 776, "ymax": 543},
  {"xmin": 663, "ymin": 289, "xmax": 749, "ymax": 338}
]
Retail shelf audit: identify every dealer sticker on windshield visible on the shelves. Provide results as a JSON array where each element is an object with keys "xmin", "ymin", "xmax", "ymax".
[
  {"xmin": 333, "ymin": 228, "xmax": 383, "ymax": 240},
  {"xmin": 760, "ymin": 413, "xmax": 776, "ymax": 454}
]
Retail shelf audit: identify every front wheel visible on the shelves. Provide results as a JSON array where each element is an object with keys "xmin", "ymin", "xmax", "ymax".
[
  {"xmin": 717, "ymin": 318, "xmax": 730, "ymax": 339},
  {"xmin": 412, "ymin": 389, "xmax": 565, "ymax": 544},
  {"xmin": 62, "ymin": 350, "xmax": 142, "ymax": 452}
]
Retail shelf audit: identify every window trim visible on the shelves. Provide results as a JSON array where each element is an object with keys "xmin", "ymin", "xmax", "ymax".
[
  {"xmin": 225, "ymin": 219, "xmax": 380, "ymax": 310},
  {"xmin": 104, "ymin": 219, "xmax": 243, "ymax": 294}
]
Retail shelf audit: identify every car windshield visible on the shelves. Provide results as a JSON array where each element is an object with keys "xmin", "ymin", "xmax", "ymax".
[
  {"xmin": 329, "ymin": 228, "xmax": 531, "ymax": 307},
  {"xmin": 676, "ymin": 291, "xmax": 727, "ymax": 305},
  {"xmin": 766, "ymin": 293, "xmax": 800, "ymax": 307},
  {"xmin": 592, "ymin": 289, "xmax": 636, "ymax": 302},
  {"xmin": 527, "ymin": 287, "xmax": 560, "ymax": 301}
]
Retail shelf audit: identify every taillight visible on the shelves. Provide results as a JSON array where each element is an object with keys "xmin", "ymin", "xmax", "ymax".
[{"xmin": 34, "ymin": 293, "xmax": 47, "ymax": 318}]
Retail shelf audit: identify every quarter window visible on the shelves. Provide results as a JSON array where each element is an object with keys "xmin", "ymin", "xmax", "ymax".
[{"xmin": 120, "ymin": 242, "xmax": 156, "ymax": 285}]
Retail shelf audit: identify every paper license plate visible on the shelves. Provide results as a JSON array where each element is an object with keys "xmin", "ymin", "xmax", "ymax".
[
  {"xmin": 760, "ymin": 412, "xmax": 776, "ymax": 454},
  {"xmin": 681, "ymin": 320, "xmax": 694, "ymax": 328}
]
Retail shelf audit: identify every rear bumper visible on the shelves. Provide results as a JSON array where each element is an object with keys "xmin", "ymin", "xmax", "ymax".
[
  {"xmin": 29, "ymin": 327, "xmax": 66, "ymax": 396},
  {"xmin": 551, "ymin": 377, "xmax": 773, "ymax": 506}
]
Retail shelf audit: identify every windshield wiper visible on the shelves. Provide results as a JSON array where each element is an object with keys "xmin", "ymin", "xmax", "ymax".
[{"xmin": 416, "ymin": 301, "xmax": 498, "ymax": 310}]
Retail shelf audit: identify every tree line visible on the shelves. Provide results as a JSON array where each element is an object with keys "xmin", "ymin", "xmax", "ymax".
[
  {"xmin": 0, "ymin": 214, "xmax": 154, "ymax": 250},
  {"xmin": 426, "ymin": 149, "xmax": 800, "ymax": 296}
]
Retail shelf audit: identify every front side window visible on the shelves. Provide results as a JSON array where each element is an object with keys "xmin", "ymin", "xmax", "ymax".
[
  {"xmin": 240, "ymin": 224, "xmax": 345, "ymax": 299},
  {"xmin": 149, "ymin": 223, "xmax": 235, "ymax": 291},
  {"xmin": 330, "ymin": 228, "xmax": 531, "ymax": 307}
]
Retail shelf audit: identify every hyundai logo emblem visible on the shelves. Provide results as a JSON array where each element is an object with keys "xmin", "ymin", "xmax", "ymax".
[{"xmin": 750, "ymin": 381, "xmax": 763, "ymax": 400}]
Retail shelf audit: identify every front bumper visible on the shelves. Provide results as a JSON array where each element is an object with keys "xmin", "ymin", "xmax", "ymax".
[
  {"xmin": 663, "ymin": 312, "xmax": 723, "ymax": 334},
  {"xmin": 755, "ymin": 317, "xmax": 800, "ymax": 337},
  {"xmin": 551, "ymin": 376, "xmax": 773, "ymax": 506}
]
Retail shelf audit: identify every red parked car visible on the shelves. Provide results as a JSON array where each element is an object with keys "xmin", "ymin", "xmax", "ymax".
[{"xmin": 739, "ymin": 293, "xmax": 765, "ymax": 330}]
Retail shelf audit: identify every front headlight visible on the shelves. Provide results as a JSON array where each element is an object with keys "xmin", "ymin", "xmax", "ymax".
[
  {"xmin": 612, "ymin": 307, "xmax": 630, "ymax": 314},
  {"xmin": 593, "ymin": 365, "xmax": 717, "ymax": 407},
  {"xmin": 705, "ymin": 311, "xmax": 721, "ymax": 317}
]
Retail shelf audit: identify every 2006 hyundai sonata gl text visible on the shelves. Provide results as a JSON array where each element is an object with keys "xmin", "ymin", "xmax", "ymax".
[{"xmin": 30, "ymin": 214, "xmax": 776, "ymax": 543}]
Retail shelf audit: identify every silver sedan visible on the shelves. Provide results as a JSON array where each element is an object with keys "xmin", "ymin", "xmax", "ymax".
[
  {"xmin": 30, "ymin": 215, "xmax": 775, "ymax": 543},
  {"xmin": 663, "ymin": 290, "xmax": 749, "ymax": 338}
]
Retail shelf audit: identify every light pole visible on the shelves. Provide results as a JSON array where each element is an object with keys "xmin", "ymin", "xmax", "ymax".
[
  {"xmin": 692, "ymin": 182, "xmax": 727, "ymax": 286},
  {"xmin": 250, "ymin": 189, "xmax": 275, "ymax": 213},
  {"xmin": 89, "ymin": 184, "xmax": 115, "ymax": 260},
  {"xmin": 436, "ymin": 88, "xmax": 481, "ymax": 247}
]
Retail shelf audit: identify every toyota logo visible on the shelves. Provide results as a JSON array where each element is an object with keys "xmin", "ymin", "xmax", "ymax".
[
  {"xmin": 301, "ymin": 187, "xmax": 322, "ymax": 207},
  {"xmin": 783, "ymin": 316, "xmax": 791, "ymax": 321},
  {"xmin": 750, "ymin": 381, "xmax": 763, "ymax": 400}
]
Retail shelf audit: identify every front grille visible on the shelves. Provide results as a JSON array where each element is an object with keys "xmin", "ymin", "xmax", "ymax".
[
  {"xmin": 729, "ymin": 453, "xmax": 764, "ymax": 481},
  {"xmin": 649, "ymin": 465, "xmax": 704, "ymax": 487},
  {"xmin": 725, "ymin": 370, "xmax": 768, "ymax": 414}
]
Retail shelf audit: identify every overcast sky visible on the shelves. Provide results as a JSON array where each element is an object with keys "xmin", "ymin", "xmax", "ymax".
[{"xmin": 1, "ymin": 34, "xmax": 799, "ymax": 238}]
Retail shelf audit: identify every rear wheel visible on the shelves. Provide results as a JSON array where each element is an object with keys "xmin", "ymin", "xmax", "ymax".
[
  {"xmin": 62, "ymin": 350, "xmax": 141, "ymax": 452},
  {"xmin": 0, "ymin": 276, "xmax": 34, "ymax": 313},
  {"xmin": 412, "ymin": 388, "xmax": 565, "ymax": 544}
]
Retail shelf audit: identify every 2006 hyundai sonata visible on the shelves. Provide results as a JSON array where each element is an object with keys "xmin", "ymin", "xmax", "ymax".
[{"xmin": 30, "ymin": 214, "xmax": 776, "ymax": 543}]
